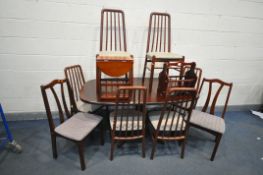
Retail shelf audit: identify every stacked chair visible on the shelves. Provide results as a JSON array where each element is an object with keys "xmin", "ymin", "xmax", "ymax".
[
  {"xmin": 96, "ymin": 9, "xmax": 134, "ymax": 100},
  {"xmin": 142, "ymin": 12, "xmax": 185, "ymax": 92}
]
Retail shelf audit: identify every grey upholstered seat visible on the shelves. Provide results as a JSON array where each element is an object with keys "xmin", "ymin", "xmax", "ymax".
[
  {"xmin": 41, "ymin": 78, "xmax": 104, "ymax": 170},
  {"xmin": 189, "ymin": 78, "xmax": 233, "ymax": 161},
  {"xmin": 55, "ymin": 112, "xmax": 102, "ymax": 141},
  {"xmin": 190, "ymin": 110, "xmax": 225, "ymax": 134}
]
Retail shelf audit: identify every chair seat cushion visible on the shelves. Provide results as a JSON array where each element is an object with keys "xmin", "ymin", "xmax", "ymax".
[
  {"xmin": 55, "ymin": 112, "xmax": 102, "ymax": 141},
  {"xmin": 190, "ymin": 110, "xmax": 225, "ymax": 134},
  {"xmin": 146, "ymin": 52, "xmax": 184, "ymax": 59},
  {"xmin": 76, "ymin": 100, "xmax": 91, "ymax": 113},
  {"xmin": 98, "ymin": 51, "xmax": 132, "ymax": 58},
  {"xmin": 149, "ymin": 111, "xmax": 186, "ymax": 131},
  {"xmin": 110, "ymin": 110, "xmax": 144, "ymax": 131}
]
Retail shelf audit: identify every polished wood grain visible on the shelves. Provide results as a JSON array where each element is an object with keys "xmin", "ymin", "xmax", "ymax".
[
  {"xmin": 96, "ymin": 58, "xmax": 133, "ymax": 77},
  {"xmin": 80, "ymin": 78, "xmax": 165, "ymax": 105}
]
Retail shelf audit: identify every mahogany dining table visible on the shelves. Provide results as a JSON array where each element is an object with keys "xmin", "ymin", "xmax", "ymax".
[{"xmin": 79, "ymin": 78, "xmax": 165, "ymax": 106}]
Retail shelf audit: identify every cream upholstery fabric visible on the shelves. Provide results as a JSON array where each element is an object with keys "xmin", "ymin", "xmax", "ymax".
[
  {"xmin": 146, "ymin": 62, "xmax": 165, "ymax": 69},
  {"xmin": 110, "ymin": 110, "xmax": 143, "ymax": 131},
  {"xmin": 146, "ymin": 52, "xmax": 183, "ymax": 59},
  {"xmin": 55, "ymin": 112, "xmax": 102, "ymax": 141},
  {"xmin": 190, "ymin": 110, "xmax": 225, "ymax": 134},
  {"xmin": 98, "ymin": 51, "xmax": 132, "ymax": 57},
  {"xmin": 149, "ymin": 111, "xmax": 186, "ymax": 131},
  {"xmin": 76, "ymin": 100, "xmax": 91, "ymax": 113}
]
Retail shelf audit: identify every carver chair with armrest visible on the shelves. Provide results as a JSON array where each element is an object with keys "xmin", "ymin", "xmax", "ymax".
[
  {"xmin": 109, "ymin": 86, "xmax": 147, "ymax": 160},
  {"xmin": 64, "ymin": 65, "xmax": 91, "ymax": 113},
  {"xmin": 148, "ymin": 87, "xmax": 197, "ymax": 159},
  {"xmin": 41, "ymin": 79, "xmax": 104, "ymax": 170},
  {"xmin": 142, "ymin": 12, "xmax": 184, "ymax": 92},
  {"xmin": 157, "ymin": 61, "xmax": 202, "ymax": 99},
  {"xmin": 189, "ymin": 78, "xmax": 233, "ymax": 161},
  {"xmin": 167, "ymin": 61, "xmax": 202, "ymax": 107}
]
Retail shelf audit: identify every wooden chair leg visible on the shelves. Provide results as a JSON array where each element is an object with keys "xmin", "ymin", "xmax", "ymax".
[
  {"xmin": 142, "ymin": 137, "xmax": 146, "ymax": 158},
  {"xmin": 180, "ymin": 139, "xmax": 186, "ymax": 159},
  {"xmin": 150, "ymin": 137, "xmax": 158, "ymax": 160},
  {"xmin": 142, "ymin": 58, "xmax": 148, "ymax": 84},
  {"xmin": 110, "ymin": 139, "xmax": 115, "ymax": 161},
  {"xmin": 51, "ymin": 134, "xmax": 57, "ymax": 159},
  {"xmin": 77, "ymin": 141, "xmax": 85, "ymax": 170},
  {"xmin": 211, "ymin": 134, "xmax": 222, "ymax": 161},
  {"xmin": 149, "ymin": 61, "xmax": 155, "ymax": 92},
  {"xmin": 100, "ymin": 122, "xmax": 104, "ymax": 145}
]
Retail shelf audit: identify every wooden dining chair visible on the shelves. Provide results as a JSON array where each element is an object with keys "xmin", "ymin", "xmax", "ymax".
[
  {"xmin": 148, "ymin": 87, "xmax": 197, "ymax": 159},
  {"xmin": 64, "ymin": 65, "xmax": 91, "ymax": 113},
  {"xmin": 189, "ymin": 78, "xmax": 233, "ymax": 161},
  {"xmin": 157, "ymin": 61, "xmax": 202, "ymax": 97},
  {"xmin": 142, "ymin": 12, "xmax": 184, "ymax": 92},
  {"xmin": 109, "ymin": 86, "xmax": 147, "ymax": 160},
  {"xmin": 96, "ymin": 8, "xmax": 134, "ymax": 100},
  {"xmin": 40, "ymin": 79, "xmax": 104, "ymax": 170}
]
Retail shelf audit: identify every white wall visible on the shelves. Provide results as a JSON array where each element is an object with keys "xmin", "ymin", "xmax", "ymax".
[{"xmin": 0, "ymin": 0, "xmax": 263, "ymax": 113}]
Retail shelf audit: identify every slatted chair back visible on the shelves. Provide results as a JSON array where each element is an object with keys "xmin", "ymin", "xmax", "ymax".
[
  {"xmin": 146, "ymin": 12, "xmax": 171, "ymax": 53},
  {"xmin": 64, "ymin": 65, "xmax": 85, "ymax": 102},
  {"xmin": 100, "ymin": 9, "xmax": 127, "ymax": 52},
  {"xmin": 41, "ymin": 79, "xmax": 76, "ymax": 133},
  {"xmin": 111, "ymin": 86, "xmax": 147, "ymax": 139},
  {"xmin": 167, "ymin": 61, "xmax": 202, "ymax": 90},
  {"xmin": 155, "ymin": 87, "xmax": 197, "ymax": 139},
  {"xmin": 198, "ymin": 78, "xmax": 233, "ymax": 118},
  {"xmin": 183, "ymin": 66, "xmax": 202, "ymax": 91}
]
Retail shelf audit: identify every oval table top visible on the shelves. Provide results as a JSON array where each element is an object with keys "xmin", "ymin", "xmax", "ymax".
[{"xmin": 79, "ymin": 78, "xmax": 165, "ymax": 106}]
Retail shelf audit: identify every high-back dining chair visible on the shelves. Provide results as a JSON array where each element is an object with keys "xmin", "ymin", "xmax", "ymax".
[
  {"xmin": 142, "ymin": 12, "xmax": 184, "ymax": 92},
  {"xmin": 96, "ymin": 9, "xmax": 133, "ymax": 100},
  {"xmin": 41, "ymin": 79, "xmax": 104, "ymax": 170},
  {"xmin": 109, "ymin": 86, "xmax": 147, "ymax": 160},
  {"xmin": 189, "ymin": 78, "xmax": 233, "ymax": 161},
  {"xmin": 64, "ymin": 65, "xmax": 91, "ymax": 113},
  {"xmin": 148, "ymin": 87, "xmax": 197, "ymax": 159},
  {"xmin": 99, "ymin": 8, "xmax": 127, "ymax": 53}
]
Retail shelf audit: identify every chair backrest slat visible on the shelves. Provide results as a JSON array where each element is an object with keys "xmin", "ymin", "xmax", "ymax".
[
  {"xmin": 156, "ymin": 87, "xmax": 197, "ymax": 138},
  {"xmin": 167, "ymin": 61, "xmax": 202, "ymax": 90},
  {"xmin": 100, "ymin": 9, "xmax": 127, "ymax": 52},
  {"xmin": 147, "ymin": 12, "xmax": 171, "ymax": 53},
  {"xmin": 41, "ymin": 79, "xmax": 75, "ymax": 132},
  {"xmin": 199, "ymin": 78, "xmax": 233, "ymax": 118},
  {"xmin": 64, "ymin": 65, "xmax": 85, "ymax": 103},
  {"xmin": 112, "ymin": 86, "xmax": 147, "ymax": 138}
]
